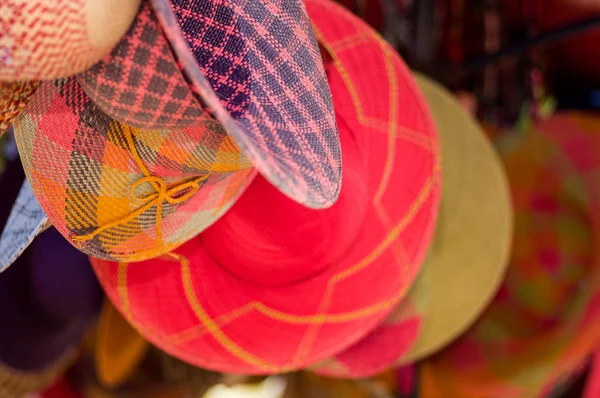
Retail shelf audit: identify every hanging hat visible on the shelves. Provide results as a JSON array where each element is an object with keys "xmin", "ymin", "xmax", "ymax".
[
  {"xmin": 13, "ymin": 77, "xmax": 256, "ymax": 261},
  {"xmin": 95, "ymin": 300, "xmax": 150, "ymax": 388},
  {"xmin": 90, "ymin": 0, "xmax": 440, "ymax": 375},
  {"xmin": 0, "ymin": 180, "xmax": 49, "ymax": 273},
  {"xmin": 0, "ymin": 226, "xmax": 103, "ymax": 396},
  {"xmin": 0, "ymin": 81, "xmax": 38, "ymax": 135},
  {"xmin": 77, "ymin": 0, "xmax": 342, "ymax": 209},
  {"xmin": 0, "ymin": 0, "xmax": 140, "ymax": 81},
  {"xmin": 420, "ymin": 112, "xmax": 600, "ymax": 397},
  {"xmin": 311, "ymin": 74, "xmax": 512, "ymax": 378}
]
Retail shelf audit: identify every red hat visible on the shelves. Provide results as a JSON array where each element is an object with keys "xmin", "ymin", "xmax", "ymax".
[
  {"xmin": 91, "ymin": 0, "xmax": 440, "ymax": 375},
  {"xmin": 311, "ymin": 74, "xmax": 512, "ymax": 378}
]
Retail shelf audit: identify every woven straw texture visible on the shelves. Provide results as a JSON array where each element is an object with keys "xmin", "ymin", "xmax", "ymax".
[
  {"xmin": 420, "ymin": 112, "xmax": 600, "ymax": 398},
  {"xmin": 0, "ymin": 80, "xmax": 38, "ymax": 135},
  {"xmin": 151, "ymin": 0, "xmax": 342, "ymax": 209},
  {"xmin": 313, "ymin": 74, "xmax": 512, "ymax": 378},
  {"xmin": 77, "ymin": 1, "xmax": 207, "ymax": 130},
  {"xmin": 0, "ymin": 0, "xmax": 140, "ymax": 81},
  {"xmin": 0, "ymin": 180, "xmax": 48, "ymax": 273},
  {"xmin": 14, "ymin": 77, "xmax": 255, "ymax": 261},
  {"xmin": 91, "ymin": 0, "xmax": 439, "ymax": 375},
  {"xmin": 0, "ymin": 351, "xmax": 76, "ymax": 398}
]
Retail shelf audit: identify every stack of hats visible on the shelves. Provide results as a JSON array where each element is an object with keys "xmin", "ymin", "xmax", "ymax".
[
  {"xmin": 419, "ymin": 112, "xmax": 600, "ymax": 397},
  {"xmin": 2, "ymin": 0, "xmax": 600, "ymax": 397}
]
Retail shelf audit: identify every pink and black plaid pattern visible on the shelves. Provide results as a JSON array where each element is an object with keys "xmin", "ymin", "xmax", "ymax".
[
  {"xmin": 77, "ymin": 1, "xmax": 206, "ymax": 130},
  {"xmin": 152, "ymin": 0, "xmax": 342, "ymax": 208}
]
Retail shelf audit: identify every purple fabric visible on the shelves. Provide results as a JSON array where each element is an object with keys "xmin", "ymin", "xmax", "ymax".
[
  {"xmin": 0, "ymin": 228, "xmax": 101, "ymax": 371},
  {"xmin": 31, "ymin": 228, "xmax": 103, "ymax": 320}
]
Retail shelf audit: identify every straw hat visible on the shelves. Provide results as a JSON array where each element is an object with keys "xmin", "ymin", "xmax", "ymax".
[
  {"xmin": 0, "ymin": 0, "xmax": 141, "ymax": 81},
  {"xmin": 13, "ymin": 77, "xmax": 256, "ymax": 261},
  {"xmin": 77, "ymin": 0, "xmax": 342, "ymax": 209},
  {"xmin": 420, "ymin": 112, "xmax": 600, "ymax": 397},
  {"xmin": 0, "ymin": 81, "xmax": 38, "ymax": 134},
  {"xmin": 95, "ymin": 300, "xmax": 150, "ymax": 388},
  {"xmin": 0, "ymin": 180, "xmax": 49, "ymax": 272},
  {"xmin": 0, "ymin": 226, "xmax": 102, "ymax": 396},
  {"xmin": 311, "ymin": 74, "xmax": 512, "ymax": 377},
  {"xmin": 91, "ymin": 0, "xmax": 440, "ymax": 375}
]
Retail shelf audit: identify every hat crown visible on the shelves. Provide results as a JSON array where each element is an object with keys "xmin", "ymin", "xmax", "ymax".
[{"xmin": 202, "ymin": 126, "xmax": 367, "ymax": 286}]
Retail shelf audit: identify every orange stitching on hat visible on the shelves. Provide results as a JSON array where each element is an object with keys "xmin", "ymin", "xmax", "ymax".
[
  {"xmin": 72, "ymin": 128, "xmax": 209, "ymax": 247},
  {"xmin": 118, "ymin": 262, "xmax": 132, "ymax": 321},
  {"xmin": 165, "ymin": 297, "xmax": 399, "ymax": 346},
  {"xmin": 168, "ymin": 253, "xmax": 279, "ymax": 372}
]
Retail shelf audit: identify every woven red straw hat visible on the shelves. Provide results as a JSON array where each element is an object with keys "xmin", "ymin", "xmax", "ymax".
[
  {"xmin": 91, "ymin": 0, "xmax": 440, "ymax": 375},
  {"xmin": 77, "ymin": 0, "xmax": 342, "ymax": 209},
  {"xmin": 14, "ymin": 77, "xmax": 255, "ymax": 261},
  {"xmin": 310, "ymin": 74, "xmax": 512, "ymax": 378},
  {"xmin": 420, "ymin": 112, "xmax": 600, "ymax": 397}
]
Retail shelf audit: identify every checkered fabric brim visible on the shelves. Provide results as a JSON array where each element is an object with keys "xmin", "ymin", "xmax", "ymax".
[
  {"xmin": 151, "ymin": 0, "xmax": 342, "ymax": 209},
  {"xmin": 14, "ymin": 77, "xmax": 256, "ymax": 261}
]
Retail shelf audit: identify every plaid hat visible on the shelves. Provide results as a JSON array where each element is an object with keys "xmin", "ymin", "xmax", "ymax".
[
  {"xmin": 90, "ymin": 0, "xmax": 440, "ymax": 375},
  {"xmin": 311, "ymin": 74, "xmax": 512, "ymax": 378},
  {"xmin": 13, "ymin": 77, "xmax": 256, "ymax": 262},
  {"xmin": 0, "ymin": 0, "xmax": 140, "ymax": 81},
  {"xmin": 420, "ymin": 112, "xmax": 600, "ymax": 397},
  {"xmin": 79, "ymin": 0, "xmax": 342, "ymax": 209}
]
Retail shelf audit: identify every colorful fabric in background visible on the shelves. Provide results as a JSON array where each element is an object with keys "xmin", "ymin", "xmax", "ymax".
[
  {"xmin": 503, "ymin": 0, "xmax": 600, "ymax": 82},
  {"xmin": 0, "ymin": 0, "xmax": 141, "ymax": 81},
  {"xmin": 0, "ymin": 227, "xmax": 102, "ymax": 397},
  {"xmin": 420, "ymin": 112, "xmax": 600, "ymax": 397},
  {"xmin": 90, "ymin": 0, "xmax": 440, "ymax": 375},
  {"xmin": 283, "ymin": 371, "xmax": 397, "ymax": 398}
]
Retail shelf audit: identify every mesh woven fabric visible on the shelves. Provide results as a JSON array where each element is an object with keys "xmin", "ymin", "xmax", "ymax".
[
  {"xmin": 0, "ymin": 81, "xmax": 38, "ymax": 135},
  {"xmin": 77, "ymin": 1, "xmax": 208, "ymax": 130},
  {"xmin": 151, "ymin": 0, "xmax": 342, "ymax": 209},
  {"xmin": 0, "ymin": 0, "xmax": 139, "ymax": 81},
  {"xmin": 14, "ymin": 77, "xmax": 255, "ymax": 261}
]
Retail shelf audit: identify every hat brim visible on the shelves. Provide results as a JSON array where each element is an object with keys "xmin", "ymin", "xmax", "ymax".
[
  {"xmin": 0, "ymin": 180, "xmax": 48, "ymax": 273},
  {"xmin": 312, "ymin": 74, "xmax": 513, "ymax": 378},
  {"xmin": 421, "ymin": 113, "xmax": 600, "ymax": 396},
  {"xmin": 14, "ymin": 78, "xmax": 256, "ymax": 261},
  {"xmin": 91, "ymin": 0, "xmax": 440, "ymax": 375},
  {"xmin": 150, "ymin": 0, "xmax": 342, "ymax": 209},
  {"xmin": 96, "ymin": 300, "xmax": 150, "ymax": 388}
]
